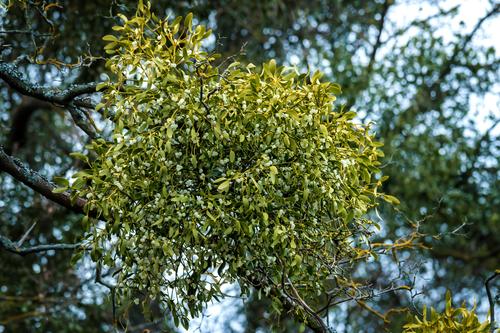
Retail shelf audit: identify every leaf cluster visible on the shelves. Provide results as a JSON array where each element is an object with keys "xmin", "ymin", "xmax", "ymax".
[
  {"xmin": 69, "ymin": 2, "xmax": 389, "ymax": 327},
  {"xmin": 403, "ymin": 291, "xmax": 491, "ymax": 333}
]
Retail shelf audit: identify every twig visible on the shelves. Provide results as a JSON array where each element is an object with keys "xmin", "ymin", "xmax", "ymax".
[
  {"xmin": 67, "ymin": 102, "xmax": 100, "ymax": 139},
  {"xmin": 196, "ymin": 65, "xmax": 210, "ymax": 112},
  {"xmin": 16, "ymin": 220, "xmax": 37, "ymax": 247},
  {"xmin": 95, "ymin": 263, "xmax": 117, "ymax": 326},
  {"xmin": 355, "ymin": 299, "xmax": 390, "ymax": 324},
  {"xmin": 485, "ymin": 272, "xmax": 499, "ymax": 333},
  {"xmin": 0, "ymin": 233, "xmax": 81, "ymax": 256},
  {"xmin": 328, "ymin": 284, "xmax": 412, "ymax": 308},
  {"xmin": 0, "ymin": 30, "xmax": 51, "ymax": 37}
]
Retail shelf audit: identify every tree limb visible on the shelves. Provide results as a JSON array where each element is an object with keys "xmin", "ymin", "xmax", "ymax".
[
  {"xmin": 0, "ymin": 145, "xmax": 87, "ymax": 214},
  {"xmin": 436, "ymin": 3, "xmax": 499, "ymax": 83},
  {"xmin": 0, "ymin": 233, "xmax": 81, "ymax": 256},
  {"xmin": 0, "ymin": 61, "xmax": 102, "ymax": 138},
  {"xmin": 67, "ymin": 102, "xmax": 99, "ymax": 139},
  {"xmin": 366, "ymin": 0, "xmax": 390, "ymax": 75},
  {"xmin": 414, "ymin": 3, "xmax": 500, "ymax": 114},
  {"xmin": 0, "ymin": 61, "xmax": 98, "ymax": 105},
  {"xmin": 383, "ymin": 3, "xmax": 499, "ymax": 140},
  {"xmin": 345, "ymin": 0, "xmax": 391, "ymax": 111},
  {"xmin": 286, "ymin": 277, "xmax": 331, "ymax": 332},
  {"xmin": 242, "ymin": 269, "xmax": 331, "ymax": 333}
]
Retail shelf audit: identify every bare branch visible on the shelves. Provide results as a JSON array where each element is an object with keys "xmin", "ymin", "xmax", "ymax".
[
  {"xmin": 0, "ymin": 145, "xmax": 87, "ymax": 214},
  {"xmin": 345, "ymin": 0, "xmax": 392, "ymax": 111},
  {"xmin": 0, "ymin": 233, "xmax": 81, "ymax": 256},
  {"xmin": 366, "ymin": 0, "xmax": 391, "ymax": 75},
  {"xmin": 95, "ymin": 263, "xmax": 117, "ymax": 326},
  {"xmin": 437, "ymin": 3, "xmax": 499, "ymax": 82},
  {"xmin": 0, "ymin": 30, "xmax": 51, "ymax": 37},
  {"xmin": 0, "ymin": 62, "xmax": 98, "ymax": 104},
  {"xmin": 67, "ymin": 102, "xmax": 99, "ymax": 139},
  {"xmin": 16, "ymin": 220, "xmax": 37, "ymax": 247},
  {"xmin": 0, "ymin": 61, "xmax": 94, "ymax": 97},
  {"xmin": 485, "ymin": 272, "xmax": 499, "ymax": 333},
  {"xmin": 328, "ymin": 285, "xmax": 412, "ymax": 308},
  {"xmin": 0, "ymin": 61, "xmax": 103, "ymax": 138}
]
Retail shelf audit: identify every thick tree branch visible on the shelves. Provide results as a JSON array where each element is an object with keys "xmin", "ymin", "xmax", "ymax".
[
  {"xmin": 0, "ymin": 61, "xmax": 98, "ymax": 105},
  {"xmin": 286, "ymin": 278, "xmax": 330, "ymax": 332},
  {"xmin": 243, "ymin": 270, "xmax": 331, "ymax": 333},
  {"xmin": 0, "ymin": 145, "xmax": 87, "ymax": 214},
  {"xmin": 0, "ymin": 61, "xmax": 102, "ymax": 138},
  {"xmin": 0, "ymin": 233, "xmax": 81, "ymax": 256}
]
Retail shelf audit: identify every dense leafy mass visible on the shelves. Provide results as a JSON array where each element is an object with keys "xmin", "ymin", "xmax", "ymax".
[
  {"xmin": 403, "ymin": 291, "xmax": 491, "ymax": 333},
  {"xmin": 68, "ymin": 2, "xmax": 387, "ymax": 326}
]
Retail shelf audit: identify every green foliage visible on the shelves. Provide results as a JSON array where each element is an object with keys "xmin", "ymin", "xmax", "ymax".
[
  {"xmin": 70, "ymin": 3, "xmax": 387, "ymax": 326},
  {"xmin": 403, "ymin": 291, "xmax": 491, "ymax": 333}
]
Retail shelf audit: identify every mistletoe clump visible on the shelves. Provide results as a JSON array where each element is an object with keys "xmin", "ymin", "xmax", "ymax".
[
  {"xmin": 403, "ymin": 291, "xmax": 491, "ymax": 333},
  {"xmin": 69, "ymin": 2, "xmax": 390, "ymax": 326}
]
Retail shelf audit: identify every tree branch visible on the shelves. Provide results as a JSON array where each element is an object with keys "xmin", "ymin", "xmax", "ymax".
[
  {"xmin": 242, "ymin": 269, "xmax": 331, "ymax": 333},
  {"xmin": 16, "ymin": 221, "xmax": 37, "ymax": 247},
  {"xmin": 95, "ymin": 263, "xmax": 117, "ymax": 326},
  {"xmin": 0, "ymin": 233, "xmax": 81, "ymax": 256},
  {"xmin": 286, "ymin": 277, "xmax": 331, "ymax": 332},
  {"xmin": 67, "ymin": 102, "xmax": 99, "ymax": 139},
  {"xmin": 0, "ymin": 145, "xmax": 87, "ymax": 214},
  {"xmin": 0, "ymin": 61, "xmax": 98, "ymax": 105},
  {"xmin": 437, "ymin": 3, "xmax": 499, "ymax": 83},
  {"xmin": 345, "ymin": 0, "xmax": 391, "ymax": 111},
  {"xmin": 0, "ymin": 61, "xmax": 102, "ymax": 138},
  {"xmin": 366, "ymin": 0, "xmax": 390, "ymax": 75},
  {"xmin": 384, "ymin": 3, "xmax": 500, "ymax": 138},
  {"xmin": 485, "ymin": 272, "xmax": 499, "ymax": 333}
]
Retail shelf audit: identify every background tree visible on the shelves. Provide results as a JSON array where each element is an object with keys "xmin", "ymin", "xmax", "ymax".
[{"xmin": 1, "ymin": 0, "xmax": 498, "ymax": 332}]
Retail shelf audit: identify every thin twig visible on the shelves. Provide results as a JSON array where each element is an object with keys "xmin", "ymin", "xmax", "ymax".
[
  {"xmin": 67, "ymin": 102, "xmax": 100, "ymax": 139},
  {"xmin": 485, "ymin": 272, "xmax": 499, "ymax": 333},
  {"xmin": 95, "ymin": 263, "xmax": 117, "ymax": 326},
  {"xmin": 0, "ymin": 233, "xmax": 81, "ymax": 256},
  {"xmin": 16, "ymin": 220, "xmax": 37, "ymax": 247},
  {"xmin": 196, "ymin": 65, "xmax": 210, "ymax": 112}
]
